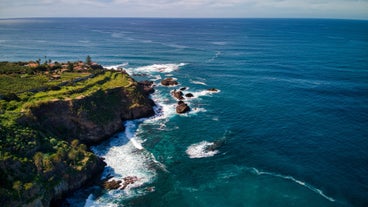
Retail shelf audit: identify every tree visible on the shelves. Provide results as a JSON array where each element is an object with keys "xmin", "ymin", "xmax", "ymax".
[
  {"xmin": 71, "ymin": 139, "xmax": 79, "ymax": 148},
  {"xmin": 12, "ymin": 180, "xmax": 22, "ymax": 199},
  {"xmin": 33, "ymin": 152, "xmax": 43, "ymax": 173},
  {"xmin": 67, "ymin": 62, "xmax": 74, "ymax": 71},
  {"xmin": 86, "ymin": 55, "xmax": 92, "ymax": 66}
]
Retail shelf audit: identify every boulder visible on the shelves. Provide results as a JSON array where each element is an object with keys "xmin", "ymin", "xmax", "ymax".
[
  {"xmin": 161, "ymin": 77, "xmax": 178, "ymax": 86},
  {"xmin": 176, "ymin": 101, "xmax": 190, "ymax": 114},
  {"xmin": 185, "ymin": 93, "xmax": 194, "ymax": 98},
  {"xmin": 121, "ymin": 176, "xmax": 139, "ymax": 189},
  {"xmin": 103, "ymin": 180, "xmax": 122, "ymax": 190},
  {"xmin": 180, "ymin": 87, "xmax": 187, "ymax": 91},
  {"xmin": 171, "ymin": 90, "xmax": 184, "ymax": 100}
]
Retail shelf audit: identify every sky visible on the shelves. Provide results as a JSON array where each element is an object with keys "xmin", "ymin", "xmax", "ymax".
[{"xmin": 0, "ymin": 0, "xmax": 368, "ymax": 20}]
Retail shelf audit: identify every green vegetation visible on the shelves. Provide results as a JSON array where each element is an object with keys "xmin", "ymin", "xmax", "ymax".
[{"xmin": 0, "ymin": 59, "xmax": 148, "ymax": 206}]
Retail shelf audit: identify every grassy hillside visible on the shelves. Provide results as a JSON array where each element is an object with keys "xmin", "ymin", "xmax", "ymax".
[{"xmin": 0, "ymin": 61, "xmax": 151, "ymax": 206}]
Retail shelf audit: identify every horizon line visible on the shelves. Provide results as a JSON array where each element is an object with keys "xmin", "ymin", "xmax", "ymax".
[{"xmin": 1, "ymin": 16, "xmax": 367, "ymax": 21}]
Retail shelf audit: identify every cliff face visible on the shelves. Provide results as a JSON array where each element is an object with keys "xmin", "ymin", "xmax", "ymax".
[
  {"xmin": 25, "ymin": 83, "xmax": 155, "ymax": 144},
  {"xmin": 0, "ymin": 72, "xmax": 156, "ymax": 207}
]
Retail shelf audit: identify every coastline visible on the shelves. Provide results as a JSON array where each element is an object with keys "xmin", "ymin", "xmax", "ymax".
[{"xmin": 0, "ymin": 61, "xmax": 156, "ymax": 206}]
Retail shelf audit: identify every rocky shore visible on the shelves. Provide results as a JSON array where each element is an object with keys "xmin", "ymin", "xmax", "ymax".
[{"xmin": 0, "ymin": 66, "xmax": 157, "ymax": 207}]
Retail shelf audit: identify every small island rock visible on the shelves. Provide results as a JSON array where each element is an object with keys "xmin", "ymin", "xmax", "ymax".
[
  {"xmin": 172, "ymin": 90, "xmax": 184, "ymax": 100},
  {"xmin": 176, "ymin": 101, "xmax": 190, "ymax": 114},
  {"xmin": 161, "ymin": 77, "xmax": 178, "ymax": 86},
  {"xmin": 185, "ymin": 93, "xmax": 194, "ymax": 98}
]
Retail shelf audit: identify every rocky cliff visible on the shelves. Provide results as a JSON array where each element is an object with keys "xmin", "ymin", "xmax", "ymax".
[
  {"xmin": 0, "ymin": 70, "xmax": 156, "ymax": 207},
  {"xmin": 25, "ymin": 82, "xmax": 155, "ymax": 144}
]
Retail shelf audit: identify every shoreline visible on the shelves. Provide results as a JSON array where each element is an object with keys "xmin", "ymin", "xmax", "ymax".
[{"xmin": 0, "ymin": 61, "xmax": 157, "ymax": 206}]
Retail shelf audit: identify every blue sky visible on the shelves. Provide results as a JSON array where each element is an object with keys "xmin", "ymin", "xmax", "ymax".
[{"xmin": 0, "ymin": 0, "xmax": 367, "ymax": 19}]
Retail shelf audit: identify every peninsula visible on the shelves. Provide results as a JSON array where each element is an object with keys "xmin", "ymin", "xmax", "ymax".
[{"xmin": 0, "ymin": 58, "xmax": 155, "ymax": 206}]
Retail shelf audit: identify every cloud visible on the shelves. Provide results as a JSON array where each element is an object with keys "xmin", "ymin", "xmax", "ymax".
[{"xmin": 0, "ymin": 0, "xmax": 367, "ymax": 19}]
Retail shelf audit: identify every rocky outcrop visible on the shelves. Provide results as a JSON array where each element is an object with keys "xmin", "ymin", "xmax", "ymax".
[
  {"xmin": 171, "ymin": 90, "xmax": 184, "ymax": 100},
  {"xmin": 103, "ymin": 179, "xmax": 122, "ymax": 190},
  {"xmin": 49, "ymin": 156, "xmax": 105, "ymax": 206},
  {"xmin": 161, "ymin": 77, "xmax": 178, "ymax": 86},
  {"xmin": 24, "ymin": 86, "xmax": 155, "ymax": 145},
  {"xmin": 138, "ymin": 80, "xmax": 155, "ymax": 95},
  {"xmin": 176, "ymin": 101, "xmax": 190, "ymax": 114},
  {"xmin": 103, "ymin": 176, "xmax": 139, "ymax": 190}
]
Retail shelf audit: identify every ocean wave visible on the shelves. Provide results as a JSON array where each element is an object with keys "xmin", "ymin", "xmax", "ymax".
[
  {"xmin": 207, "ymin": 51, "xmax": 222, "ymax": 62},
  {"xmin": 211, "ymin": 41, "xmax": 227, "ymax": 45},
  {"xmin": 87, "ymin": 120, "xmax": 160, "ymax": 205},
  {"xmin": 186, "ymin": 141, "xmax": 219, "ymax": 159},
  {"xmin": 189, "ymin": 89, "xmax": 220, "ymax": 99},
  {"xmin": 104, "ymin": 62, "xmax": 129, "ymax": 70},
  {"xmin": 190, "ymin": 80, "xmax": 207, "ymax": 85},
  {"xmin": 134, "ymin": 63, "xmax": 186, "ymax": 74},
  {"xmin": 250, "ymin": 167, "xmax": 336, "ymax": 202}
]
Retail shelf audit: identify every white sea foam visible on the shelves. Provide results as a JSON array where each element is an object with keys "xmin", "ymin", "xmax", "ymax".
[
  {"xmin": 190, "ymin": 80, "xmax": 207, "ymax": 86},
  {"xmin": 250, "ymin": 167, "xmax": 336, "ymax": 202},
  {"xmin": 188, "ymin": 89, "xmax": 220, "ymax": 99},
  {"xmin": 133, "ymin": 63, "xmax": 186, "ymax": 74},
  {"xmin": 104, "ymin": 62, "xmax": 129, "ymax": 70},
  {"xmin": 87, "ymin": 120, "xmax": 160, "ymax": 206},
  {"xmin": 211, "ymin": 41, "xmax": 227, "ymax": 45},
  {"xmin": 186, "ymin": 141, "xmax": 219, "ymax": 159}
]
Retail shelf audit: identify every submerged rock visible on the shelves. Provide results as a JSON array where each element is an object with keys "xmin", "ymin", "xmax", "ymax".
[
  {"xmin": 207, "ymin": 88, "xmax": 219, "ymax": 92},
  {"xmin": 176, "ymin": 101, "xmax": 190, "ymax": 114}
]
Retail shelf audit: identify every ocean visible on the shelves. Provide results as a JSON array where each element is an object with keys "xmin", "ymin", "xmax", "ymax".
[{"xmin": 0, "ymin": 18, "xmax": 367, "ymax": 207}]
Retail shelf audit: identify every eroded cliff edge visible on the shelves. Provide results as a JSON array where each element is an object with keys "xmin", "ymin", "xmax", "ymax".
[
  {"xmin": 25, "ymin": 81, "xmax": 155, "ymax": 145},
  {"xmin": 0, "ymin": 68, "xmax": 155, "ymax": 207}
]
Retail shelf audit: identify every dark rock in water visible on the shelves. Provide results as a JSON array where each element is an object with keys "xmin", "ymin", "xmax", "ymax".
[
  {"xmin": 138, "ymin": 80, "xmax": 155, "ymax": 95},
  {"xmin": 172, "ymin": 89, "xmax": 184, "ymax": 100},
  {"xmin": 208, "ymin": 88, "xmax": 219, "ymax": 92},
  {"xmin": 102, "ymin": 176, "xmax": 139, "ymax": 190},
  {"xmin": 185, "ymin": 93, "xmax": 194, "ymax": 98},
  {"xmin": 180, "ymin": 87, "xmax": 187, "ymax": 91},
  {"xmin": 205, "ymin": 139, "xmax": 225, "ymax": 152},
  {"xmin": 121, "ymin": 176, "xmax": 139, "ymax": 189},
  {"xmin": 176, "ymin": 101, "xmax": 190, "ymax": 114},
  {"xmin": 103, "ymin": 179, "xmax": 122, "ymax": 190},
  {"xmin": 161, "ymin": 77, "xmax": 178, "ymax": 86}
]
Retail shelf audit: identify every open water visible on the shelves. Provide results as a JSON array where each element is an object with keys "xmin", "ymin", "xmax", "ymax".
[{"xmin": 0, "ymin": 18, "xmax": 367, "ymax": 207}]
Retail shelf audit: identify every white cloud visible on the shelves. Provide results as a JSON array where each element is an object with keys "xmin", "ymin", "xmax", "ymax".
[{"xmin": 0, "ymin": 0, "xmax": 367, "ymax": 19}]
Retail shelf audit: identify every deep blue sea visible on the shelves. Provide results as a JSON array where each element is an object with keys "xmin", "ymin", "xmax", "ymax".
[{"xmin": 1, "ymin": 18, "xmax": 367, "ymax": 207}]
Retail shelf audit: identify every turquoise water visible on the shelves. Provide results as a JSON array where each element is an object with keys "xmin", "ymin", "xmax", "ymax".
[{"xmin": 1, "ymin": 18, "xmax": 368, "ymax": 207}]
